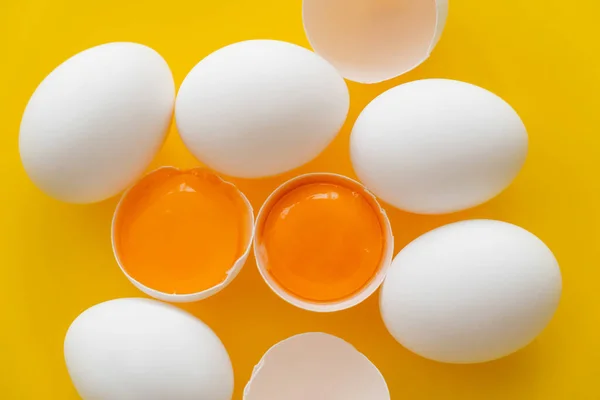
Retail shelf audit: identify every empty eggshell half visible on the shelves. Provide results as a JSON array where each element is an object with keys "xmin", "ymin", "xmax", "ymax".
[
  {"xmin": 19, "ymin": 42, "xmax": 175, "ymax": 203},
  {"xmin": 175, "ymin": 40, "xmax": 349, "ymax": 178},
  {"xmin": 303, "ymin": 0, "xmax": 448, "ymax": 83},
  {"xmin": 254, "ymin": 173, "xmax": 393, "ymax": 312},
  {"xmin": 244, "ymin": 333, "xmax": 390, "ymax": 400},
  {"xmin": 112, "ymin": 167, "xmax": 254, "ymax": 303}
]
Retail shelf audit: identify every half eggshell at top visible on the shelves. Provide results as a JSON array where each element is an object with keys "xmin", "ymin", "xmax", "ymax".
[
  {"xmin": 303, "ymin": 0, "xmax": 448, "ymax": 83},
  {"xmin": 244, "ymin": 333, "xmax": 390, "ymax": 400}
]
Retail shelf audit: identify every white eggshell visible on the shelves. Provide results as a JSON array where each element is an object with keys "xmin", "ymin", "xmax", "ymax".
[
  {"xmin": 175, "ymin": 40, "xmax": 349, "ymax": 178},
  {"xmin": 351, "ymin": 79, "xmax": 528, "ymax": 214},
  {"xmin": 253, "ymin": 173, "xmax": 394, "ymax": 313},
  {"xmin": 244, "ymin": 333, "xmax": 389, "ymax": 400},
  {"xmin": 380, "ymin": 220, "xmax": 562, "ymax": 364},
  {"xmin": 64, "ymin": 298, "xmax": 233, "ymax": 400},
  {"xmin": 112, "ymin": 167, "xmax": 256, "ymax": 304},
  {"xmin": 20, "ymin": 42, "xmax": 175, "ymax": 203},
  {"xmin": 303, "ymin": 0, "xmax": 448, "ymax": 83}
]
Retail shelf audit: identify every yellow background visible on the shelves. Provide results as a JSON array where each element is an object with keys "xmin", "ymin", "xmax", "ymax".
[{"xmin": 1, "ymin": 0, "xmax": 599, "ymax": 398}]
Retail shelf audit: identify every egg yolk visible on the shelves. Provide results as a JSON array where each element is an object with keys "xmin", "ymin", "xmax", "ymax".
[
  {"xmin": 258, "ymin": 181, "xmax": 385, "ymax": 303},
  {"xmin": 113, "ymin": 168, "xmax": 250, "ymax": 295}
]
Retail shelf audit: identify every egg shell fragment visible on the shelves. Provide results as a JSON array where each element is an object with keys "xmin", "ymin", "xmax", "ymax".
[
  {"xmin": 244, "ymin": 333, "xmax": 390, "ymax": 400},
  {"xmin": 254, "ymin": 173, "xmax": 394, "ymax": 312},
  {"xmin": 64, "ymin": 298, "xmax": 233, "ymax": 400},
  {"xmin": 380, "ymin": 220, "xmax": 562, "ymax": 364},
  {"xmin": 112, "ymin": 167, "xmax": 255, "ymax": 303},
  {"xmin": 175, "ymin": 40, "xmax": 350, "ymax": 178},
  {"xmin": 19, "ymin": 42, "xmax": 175, "ymax": 203},
  {"xmin": 351, "ymin": 79, "xmax": 528, "ymax": 214},
  {"xmin": 303, "ymin": 0, "xmax": 448, "ymax": 83}
]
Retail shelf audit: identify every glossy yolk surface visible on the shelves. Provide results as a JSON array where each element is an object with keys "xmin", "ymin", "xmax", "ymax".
[
  {"xmin": 259, "ymin": 182, "xmax": 384, "ymax": 302},
  {"xmin": 113, "ymin": 168, "xmax": 249, "ymax": 295}
]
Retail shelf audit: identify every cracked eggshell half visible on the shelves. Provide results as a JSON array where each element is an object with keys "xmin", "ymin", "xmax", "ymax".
[
  {"xmin": 112, "ymin": 167, "xmax": 255, "ymax": 303},
  {"xmin": 64, "ymin": 298, "xmax": 233, "ymax": 400},
  {"xmin": 175, "ymin": 40, "xmax": 349, "ymax": 178},
  {"xmin": 19, "ymin": 42, "xmax": 175, "ymax": 203},
  {"xmin": 244, "ymin": 333, "xmax": 390, "ymax": 400},
  {"xmin": 303, "ymin": 0, "xmax": 448, "ymax": 83},
  {"xmin": 254, "ymin": 173, "xmax": 393, "ymax": 312}
]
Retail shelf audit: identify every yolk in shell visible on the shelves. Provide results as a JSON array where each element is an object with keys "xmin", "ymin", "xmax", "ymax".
[
  {"xmin": 257, "ymin": 180, "xmax": 385, "ymax": 303},
  {"xmin": 113, "ymin": 168, "xmax": 250, "ymax": 295}
]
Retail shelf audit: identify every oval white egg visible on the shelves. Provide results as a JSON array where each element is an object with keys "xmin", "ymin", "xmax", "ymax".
[
  {"xmin": 380, "ymin": 220, "xmax": 562, "ymax": 364},
  {"xmin": 20, "ymin": 42, "xmax": 175, "ymax": 203},
  {"xmin": 350, "ymin": 79, "xmax": 528, "ymax": 214},
  {"xmin": 175, "ymin": 40, "xmax": 349, "ymax": 178},
  {"xmin": 64, "ymin": 298, "xmax": 233, "ymax": 400}
]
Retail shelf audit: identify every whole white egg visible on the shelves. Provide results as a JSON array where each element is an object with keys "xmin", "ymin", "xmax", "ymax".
[
  {"xmin": 175, "ymin": 40, "xmax": 349, "ymax": 178},
  {"xmin": 350, "ymin": 79, "xmax": 528, "ymax": 214},
  {"xmin": 64, "ymin": 298, "xmax": 233, "ymax": 400},
  {"xmin": 20, "ymin": 42, "xmax": 175, "ymax": 203},
  {"xmin": 380, "ymin": 220, "xmax": 562, "ymax": 364}
]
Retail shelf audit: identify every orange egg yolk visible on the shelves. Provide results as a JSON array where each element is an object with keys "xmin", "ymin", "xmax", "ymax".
[
  {"xmin": 258, "ymin": 181, "xmax": 385, "ymax": 303},
  {"xmin": 113, "ymin": 168, "xmax": 250, "ymax": 295}
]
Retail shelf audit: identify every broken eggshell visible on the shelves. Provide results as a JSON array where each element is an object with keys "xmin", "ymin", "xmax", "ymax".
[
  {"xmin": 111, "ymin": 167, "xmax": 255, "ymax": 303},
  {"xmin": 244, "ymin": 333, "xmax": 390, "ymax": 400},
  {"xmin": 253, "ymin": 173, "xmax": 394, "ymax": 313},
  {"xmin": 303, "ymin": 0, "xmax": 448, "ymax": 83}
]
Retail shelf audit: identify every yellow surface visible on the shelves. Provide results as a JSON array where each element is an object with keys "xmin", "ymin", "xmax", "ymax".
[{"xmin": 0, "ymin": 0, "xmax": 598, "ymax": 398}]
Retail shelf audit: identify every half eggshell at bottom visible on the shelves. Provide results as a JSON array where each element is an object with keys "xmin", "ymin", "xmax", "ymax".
[{"xmin": 244, "ymin": 333, "xmax": 390, "ymax": 400}]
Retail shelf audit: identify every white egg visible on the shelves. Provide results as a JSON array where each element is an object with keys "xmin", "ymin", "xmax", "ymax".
[
  {"xmin": 64, "ymin": 298, "xmax": 233, "ymax": 400},
  {"xmin": 20, "ymin": 42, "xmax": 175, "ymax": 203},
  {"xmin": 350, "ymin": 79, "xmax": 528, "ymax": 214},
  {"xmin": 175, "ymin": 40, "xmax": 349, "ymax": 178},
  {"xmin": 380, "ymin": 220, "xmax": 562, "ymax": 364}
]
